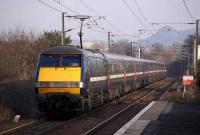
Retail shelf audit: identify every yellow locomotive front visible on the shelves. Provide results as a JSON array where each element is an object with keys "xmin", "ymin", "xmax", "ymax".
[{"xmin": 35, "ymin": 51, "xmax": 83, "ymax": 114}]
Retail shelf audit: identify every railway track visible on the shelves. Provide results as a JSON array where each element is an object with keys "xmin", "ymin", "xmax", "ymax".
[
  {"xmin": 49, "ymin": 78, "xmax": 174, "ymax": 135},
  {"xmin": 0, "ymin": 119, "xmax": 45, "ymax": 135},
  {"xmin": 83, "ymin": 78, "xmax": 176, "ymax": 135},
  {"xmin": 0, "ymin": 78, "xmax": 173, "ymax": 135}
]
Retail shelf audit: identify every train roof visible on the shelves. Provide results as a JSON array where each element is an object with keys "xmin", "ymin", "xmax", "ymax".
[
  {"xmin": 41, "ymin": 45, "xmax": 165, "ymax": 65},
  {"xmin": 41, "ymin": 45, "xmax": 106, "ymax": 57},
  {"xmin": 41, "ymin": 45, "xmax": 84, "ymax": 54},
  {"xmin": 103, "ymin": 53, "xmax": 164, "ymax": 65}
]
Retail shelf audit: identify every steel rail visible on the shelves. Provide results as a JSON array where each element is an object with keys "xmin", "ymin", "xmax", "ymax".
[
  {"xmin": 0, "ymin": 119, "xmax": 45, "ymax": 135},
  {"xmin": 83, "ymin": 79, "xmax": 173, "ymax": 135},
  {"xmin": 2, "ymin": 79, "xmax": 169, "ymax": 135}
]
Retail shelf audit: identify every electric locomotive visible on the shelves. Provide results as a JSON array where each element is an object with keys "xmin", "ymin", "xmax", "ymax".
[{"xmin": 35, "ymin": 45, "xmax": 167, "ymax": 114}]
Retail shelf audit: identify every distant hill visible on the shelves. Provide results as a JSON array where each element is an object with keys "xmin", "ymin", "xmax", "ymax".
[{"xmin": 139, "ymin": 26, "xmax": 194, "ymax": 46}]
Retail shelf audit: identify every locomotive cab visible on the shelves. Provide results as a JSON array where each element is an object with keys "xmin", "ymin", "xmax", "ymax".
[{"xmin": 35, "ymin": 46, "xmax": 84, "ymax": 113}]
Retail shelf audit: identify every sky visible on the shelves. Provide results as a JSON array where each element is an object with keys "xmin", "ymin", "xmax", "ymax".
[{"xmin": 0, "ymin": 0, "xmax": 200, "ymax": 42}]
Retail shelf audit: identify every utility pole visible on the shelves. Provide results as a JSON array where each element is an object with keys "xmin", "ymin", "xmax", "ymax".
[
  {"xmin": 108, "ymin": 32, "xmax": 111, "ymax": 53},
  {"xmin": 66, "ymin": 15, "xmax": 91, "ymax": 49},
  {"xmin": 187, "ymin": 55, "xmax": 189, "ymax": 75},
  {"xmin": 196, "ymin": 20, "xmax": 199, "ymax": 78},
  {"xmin": 194, "ymin": 20, "xmax": 199, "ymax": 81},
  {"xmin": 61, "ymin": 12, "xmax": 65, "ymax": 45},
  {"xmin": 194, "ymin": 38, "xmax": 196, "ymax": 76},
  {"xmin": 77, "ymin": 16, "xmax": 90, "ymax": 49},
  {"xmin": 79, "ymin": 19, "xmax": 85, "ymax": 49},
  {"xmin": 130, "ymin": 42, "xmax": 133, "ymax": 56},
  {"xmin": 195, "ymin": 20, "xmax": 199, "ymax": 85}
]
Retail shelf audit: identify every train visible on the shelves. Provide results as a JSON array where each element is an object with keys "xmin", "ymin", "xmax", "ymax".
[{"xmin": 35, "ymin": 45, "xmax": 167, "ymax": 115}]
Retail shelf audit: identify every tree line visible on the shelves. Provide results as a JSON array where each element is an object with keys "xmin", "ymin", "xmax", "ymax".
[
  {"xmin": 0, "ymin": 29, "xmax": 71, "ymax": 82},
  {"xmin": 0, "ymin": 29, "xmax": 198, "ymax": 83}
]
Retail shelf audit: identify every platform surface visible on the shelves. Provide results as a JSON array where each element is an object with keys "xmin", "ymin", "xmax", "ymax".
[{"xmin": 115, "ymin": 101, "xmax": 200, "ymax": 135}]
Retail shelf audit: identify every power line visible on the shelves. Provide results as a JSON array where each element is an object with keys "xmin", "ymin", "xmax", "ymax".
[
  {"xmin": 38, "ymin": 0, "xmax": 63, "ymax": 13},
  {"xmin": 79, "ymin": 0, "xmax": 99, "ymax": 16},
  {"xmin": 53, "ymin": 0, "xmax": 109, "ymax": 34},
  {"xmin": 51, "ymin": 1, "xmax": 97, "ymax": 26},
  {"xmin": 134, "ymin": 0, "xmax": 151, "ymax": 24},
  {"xmin": 87, "ymin": 27, "xmax": 108, "ymax": 34},
  {"xmin": 182, "ymin": 0, "xmax": 195, "ymax": 20},
  {"xmin": 121, "ymin": 0, "xmax": 147, "ymax": 29},
  {"xmin": 38, "ymin": 0, "xmax": 111, "ymax": 41},
  {"xmin": 104, "ymin": 18, "xmax": 127, "ymax": 35},
  {"xmin": 133, "ymin": 0, "xmax": 156, "ymax": 34},
  {"xmin": 152, "ymin": 22, "xmax": 195, "ymax": 25},
  {"xmin": 52, "ymin": 0, "xmax": 99, "ymax": 26},
  {"xmin": 38, "ymin": 0, "xmax": 134, "ymax": 40},
  {"xmin": 52, "ymin": 0, "xmax": 79, "ymax": 15},
  {"xmin": 79, "ymin": 0, "xmax": 127, "ymax": 35}
]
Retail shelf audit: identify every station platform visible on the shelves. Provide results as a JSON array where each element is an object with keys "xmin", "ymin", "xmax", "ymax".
[{"xmin": 114, "ymin": 101, "xmax": 200, "ymax": 135}]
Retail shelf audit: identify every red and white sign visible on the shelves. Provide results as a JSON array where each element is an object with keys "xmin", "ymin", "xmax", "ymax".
[{"xmin": 183, "ymin": 75, "xmax": 193, "ymax": 86}]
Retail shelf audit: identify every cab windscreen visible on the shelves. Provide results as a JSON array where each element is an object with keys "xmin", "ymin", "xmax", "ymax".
[{"xmin": 39, "ymin": 54, "xmax": 81, "ymax": 67}]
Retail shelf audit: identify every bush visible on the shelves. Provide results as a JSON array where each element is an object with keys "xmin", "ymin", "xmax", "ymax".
[{"xmin": 0, "ymin": 105, "xmax": 14, "ymax": 123}]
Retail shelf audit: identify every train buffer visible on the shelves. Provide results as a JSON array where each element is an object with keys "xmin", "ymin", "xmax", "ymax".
[{"xmin": 114, "ymin": 101, "xmax": 200, "ymax": 135}]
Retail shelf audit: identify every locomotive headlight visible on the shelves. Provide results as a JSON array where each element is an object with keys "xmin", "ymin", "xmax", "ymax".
[
  {"xmin": 66, "ymin": 82, "xmax": 84, "ymax": 88},
  {"xmin": 79, "ymin": 82, "xmax": 83, "ymax": 88}
]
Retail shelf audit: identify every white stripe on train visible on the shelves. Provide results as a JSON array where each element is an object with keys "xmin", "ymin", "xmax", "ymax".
[{"xmin": 89, "ymin": 70, "xmax": 167, "ymax": 82}]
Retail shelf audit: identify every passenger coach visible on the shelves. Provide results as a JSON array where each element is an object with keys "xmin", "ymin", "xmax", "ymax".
[{"xmin": 35, "ymin": 45, "xmax": 166, "ymax": 115}]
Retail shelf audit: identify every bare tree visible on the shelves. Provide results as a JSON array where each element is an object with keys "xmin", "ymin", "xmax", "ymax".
[
  {"xmin": 111, "ymin": 39, "xmax": 137, "ymax": 56},
  {"xmin": 0, "ymin": 29, "xmax": 72, "ymax": 82}
]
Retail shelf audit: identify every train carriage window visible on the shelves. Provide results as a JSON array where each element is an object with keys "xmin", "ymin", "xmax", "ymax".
[
  {"xmin": 115, "ymin": 64, "xmax": 118, "ymax": 73},
  {"xmin": 138, "ymin": 63, "xmax": 141, "ymax": 72},
  {"xmin": 88, "ymin": 57, "xmax": 93, "ymax": 76},
  {"xmin": 96, "ymin": 60, "xmax": 99, "ymax": 75},
  {"xmin": 112, "ymin": 64, "xmax": 114, "ymax": 72},
  {"xmin": 120, "ymin": 64, "xmax": 123, "ymax": 72},
  {"xmin": 100, "ymin": 59, "xmax": 103, "ymax": 74},
  {"xmin": 109, "ymin": 64, "xmax": 112, "ymax": 72}
]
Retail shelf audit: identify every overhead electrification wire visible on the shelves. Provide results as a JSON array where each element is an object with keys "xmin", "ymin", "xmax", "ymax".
[
  {"xmin": 52, "ymin": 0, "xmax": 101, "ymax": 28},
  {"xmin": 79, "ymin": 0, "xmax": 127, "ymax": 35},
  {"xmin": 133, "ymin": 0, "xmax": 156, "ymax": 34},
  {"xmin": 79, "ymin": 0, "xmax": 99, "ymax": 16},
  {"xmin": 121, "ymin": 0, "xmax": 147, "ymax": 29},
  {"xmin": 134, "ymin": 0, "xmax": 151, "ymax": 24},
  {"xmin": 38, "ymin": 0, "xmax": 63, "ymax": 13},
  {"xmin": 51, "ymin": 0, "xmax": 109, "ymax": 34},
  {"xmin": 38, "ymin": 0, "xmax": 110, "ymax": 39},
  {"xmin": 152, "ymin": 22, "xmax": 195, "ymax": 25},
  {"xmin": 87, "ymin": 27, "xmax": 108, "ymax": 34},
  {"xmin": 52, "ymin": 0, "xmax": 79, "ymax": 14},
  {"xmin": 104, "ymin": 19, "xmax": 127, "ymax": 35},
  {"xmin": 182, "ymin": 0, "xmax": 195, "ymax": 20}
]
